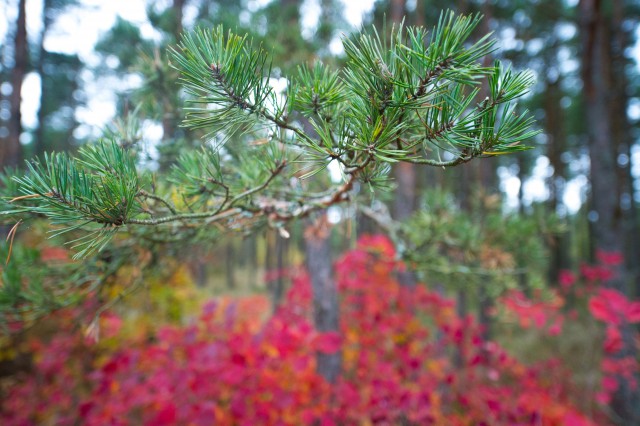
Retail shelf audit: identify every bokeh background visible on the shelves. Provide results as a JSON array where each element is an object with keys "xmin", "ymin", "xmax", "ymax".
[{"xmin": 1, "ymin": 1, "xmax": 639, "ymax": 425}]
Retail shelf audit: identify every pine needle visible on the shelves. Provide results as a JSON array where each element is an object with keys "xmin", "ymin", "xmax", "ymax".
[
  {"xmin": 10, "ymin": 193, "xmax": 51, "ymax": 203},
  {"xmin": 5, "ymin": 220, "xmax": 22, "ymax": 265}
]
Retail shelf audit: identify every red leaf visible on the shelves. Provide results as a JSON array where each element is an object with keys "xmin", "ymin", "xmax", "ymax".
[
  {"xmin": 589, "ymin": 292, "xmax": 621, "ymax": 325},
  {"xmin": 590, "ymin": 288, "xmax": 640, "ymax": 325},
  {"xmin": 627, "ymin": 302, "xmax": 640, "ymax": 323},
  {"xmin": 563, "ymin": 411, "xmax": 596, "ymax": 426},
  {"xmin": 596, "ymin": 250, "xmax": 624, "ymax": 266},
  {"xmin": 558, "ymin": 270, "xmax": 576, "ymax": 290},
  {"xmin": 604, "ymin": 326, "xmax": 623, "ymax": 354},
  {"xmin": 313, "ymin": 332, "xmax": 342, "ymax": 354},
  {"xmin": 150, "ymin": 403, "xmax": 177, "ymax": 425}
]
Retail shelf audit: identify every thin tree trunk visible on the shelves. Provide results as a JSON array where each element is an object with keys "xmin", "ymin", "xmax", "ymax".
[
  {"xmin": 454, "ymin": 290, "xmax": 467, "ymax": 367},
  {"xmin": 304, "ymin": 214, "xmax": 341, "ymax": 383},
  {"xmin": 34, "ymin": 0, "xmax": 51, "ymax": 157},
  {"xmin": 390, "ymin": 0, "xmax": 405, "ymax": 24},
  {"xmin": 516, "ymin": 155, "xmax": 526, "ymax": 214},
  {"xmin": 157, "ymin": 0, "xmax": 185, "ymax": 171},
  {"xmin": 478, "ymin": 284, "xmax": 492, "ymax": 340},
  {"xmin": 389, "ymin": 0, "xmax": 417, "ymax": 288},
  {"xmin": 545, "ymin": 78, "xmax": 570, "ymax": 283},
  {"xmin": 413, "ymin": 0, "xmax": 425, "ymax": 27},
  {"xmin": 475, "ymin": 0, "xmax": 496, "ymax": 336},
  {"xmin": 225, "ymin": 240, "xmax": 236, "ymax": 290},
  {"xmin": 243, "ymin": 235, "xmax": 258, "ymax": 290},
  {"xmin": 4, "ymin": 0, "xmax": 27, "ymax": 168},
  {"xmin": 272, "ymin": 233, "xmax": 288, "ymax": 308},
  {"xmin": 473, "ymin": 0, "xmax": 498, "ymax": 194},
  {"xmin": 172, "ymin": 0, "xmax": 184, "ymax": 39}
]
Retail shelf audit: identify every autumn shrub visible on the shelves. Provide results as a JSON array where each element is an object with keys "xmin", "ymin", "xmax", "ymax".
[{"xmin": 1, "ymin": 236, "xmax": 633, "ymax": 425}]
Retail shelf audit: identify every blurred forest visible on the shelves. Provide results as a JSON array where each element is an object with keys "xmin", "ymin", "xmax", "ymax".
[{"xmin": 0, "ymin": 0, "xmax": 640, "ymax": 425}]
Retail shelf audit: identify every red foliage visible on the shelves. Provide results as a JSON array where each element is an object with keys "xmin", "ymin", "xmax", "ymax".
[
  {"xmin": 589, "ymin": 288, "xmax": 640, "ymax": 326},
  {"xmin": 587, "ymin": 280, "xmax": 640, "ymax": 403},
  {"xmin": 559, "ymin": 270, "xmax": 576, "ymax": 290},
  {"xmin": 595, "ymin": 250, "xmax": 624, "ymax": 267},
  {"xmin": 2, "ymin": 237, "xmax": 627, "ymax": 425},
  {"xmin": 499, "ymin": 289, "xmax": 564, "ymax": 335}
]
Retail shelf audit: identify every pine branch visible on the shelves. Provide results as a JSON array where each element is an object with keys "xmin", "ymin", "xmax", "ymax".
[{"xmin": 4, "ymin": 11, "xmax": 539, "ymax": 259}]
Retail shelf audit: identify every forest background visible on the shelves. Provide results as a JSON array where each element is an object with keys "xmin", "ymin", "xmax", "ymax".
[{"xmin": 0, "ymin": 0, "xmax": 640, "ymax": 425}]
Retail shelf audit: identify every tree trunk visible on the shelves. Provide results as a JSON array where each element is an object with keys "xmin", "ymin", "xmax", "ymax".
[
  {"xmin": 172, "ymin": 0, "xmax": 184, "ymax": 39},
  {"xmin": 610, "ymin": 0, "xmax": 640, "ymax": 297},
  {"xmin": 544, "ymin": 78, "xmax": 570, "ymax": 283},
  {"xmin": 34, "ymin": 0, "xmax": 51, "ymax": 157},
  {"xmin": 271, "ymin": 233, "xmax": 288, "ymax": 308},
  {"xmin": 580, "ymin": 0, "xmax": 625, "ymax": 284},
  {"xmin": 390, "ymin": 0, "xmax": 405, "ymax": 24},
  {"xmin": 225, "ymin": 240, "xmax": 236, "ymax": 290},
  {"xmin": 389, "ymin": 0, "xmax": 417, "ymax": 288},
  {"xmin": 579, "ymin": 1, "xmax": 639, "ymax": 422},
  {"xmin": 473, "ymin": 0, "xmax": 498, "ymax": 195},
  {"xmin": 304, "ymin": 214, "xmax": 341, "ymax": 383},
  {"xmin": 454, "ymin": 290, "xmax": 467, "ymax": 367},
  {"xmin": 4, "ymin": 0, "xmax": 27, "ymax": 168},
  {"xmin": 243, "ymin": 235, "xmax": 258, "ymax": 290}
]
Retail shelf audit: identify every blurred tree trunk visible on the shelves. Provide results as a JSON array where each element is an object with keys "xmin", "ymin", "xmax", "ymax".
[
  {"xmin": 389, "ymin": 0, "xmax": 417, "ymax": 288},
  {"xmin": 390, "ymin": 0, "xmax": 405, "ymax": 24},
  {"xmin": 579, "ymin": 1, "xmax": 639, "ymax": 423},
  {"xmin": 243, "ymin": 235, "xmax": 258, "ymax": 290},
  {"xmin": 162, "ymin": 0, "xmax": 184, "ymax": 143},
  {"xmin": 411, "ymin": 0, "xmax": 438, "ymax": 204},
  {"xmin": 172, "ymin": 0, "xmax": 184, "ymax": 38},
  {"xmin": 610, "ymin": 0, "xmax": 640, "ymax": 295},
  {"xmin": 454, "ymin": 290, "xmax": 467, "ymax": 367},
  {"xmin": 225, "ymin": 240, "xmax": 236, "ymax": 290},
  {"xmin": 271, "ymin": 233, "xmax": 288, "ymax": 307},
  {"xmin": 265, "ymin": 229, "xmax": 275, "ymax": 292},
  {"xmin": 305, "ymin": 215, "xmax": 341, "ymax": 383},
  {"xmin": 475, "ymin": 0, "xmax": 496, "ymax": 339},
  {"xmin": 580, "ymin": 0, "xmax": 625, "ymax": 283},
  {"xmin": 277, "ymin": 0, "xmax": 342, "ymax": 382},
  {"xmin": 34, "ymin": 0, "xmax": 51, "ymax": 157},
  {"xmin": 413, "ymin": 0, "xmax": 425, "ymax": 27},
  {"xmin": 545, "ymin": 77, "xmax": 571, "ymax": 283},
  {"xmin": 473, "ymin": 0, "xmax": 498, "ymax": 194},
  {"xmin": 4, "ymin": 0, "xmax": 27, "ymax": 168},
  {"xmin": 516, "ymin": 155, "xmax": 526, "ymax": 214}
]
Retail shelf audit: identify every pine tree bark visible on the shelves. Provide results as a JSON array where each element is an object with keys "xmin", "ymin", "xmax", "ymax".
[
  {"xmin": 4, "ymin": 0, "xmax": 27, "ymax": 168},
  {"xmin": 304, "ymin": 215, "xmax": 341, "ymax": 383}
]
